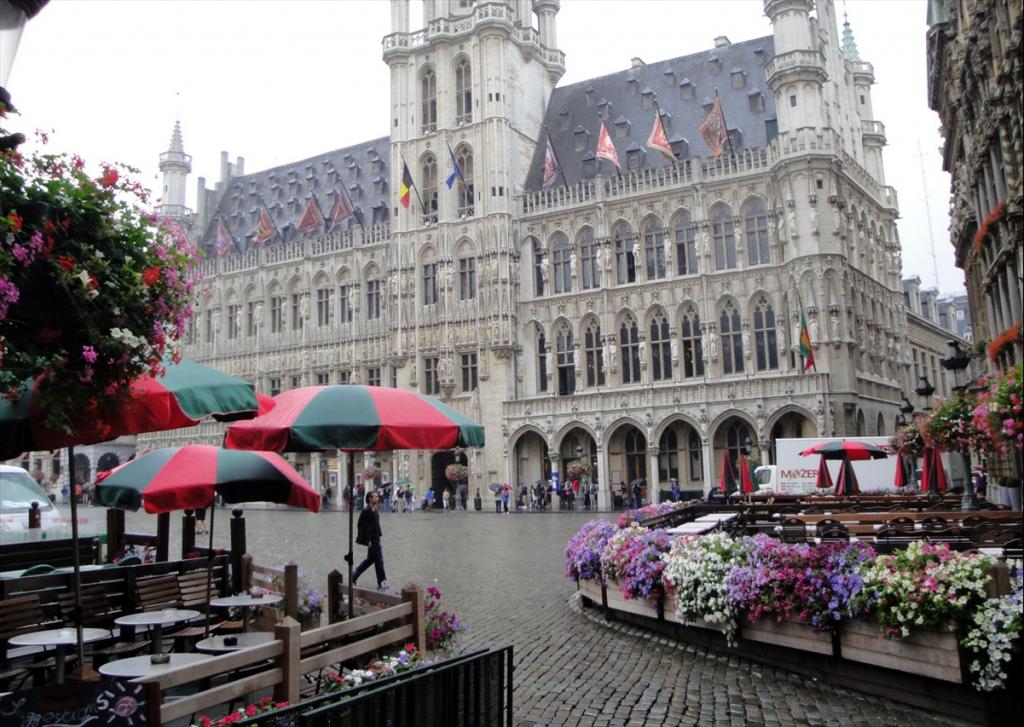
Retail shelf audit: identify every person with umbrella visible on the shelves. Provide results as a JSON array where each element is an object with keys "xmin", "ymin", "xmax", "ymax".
[{"xmin": 353, "ymin": 490, "xmax": 390, "ymax": 591}]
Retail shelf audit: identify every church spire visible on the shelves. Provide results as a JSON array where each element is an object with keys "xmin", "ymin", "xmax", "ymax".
[
  {"xmin": 842, "ymin": 9, "xmax": 860, "ymax": 61},
  {"xmin": 157, "ymin": 119, "xmax": 192, "ymax": 219},
  {"xmin": 168, "ymin": 119, "xmax": 185, "ymax": 153}
]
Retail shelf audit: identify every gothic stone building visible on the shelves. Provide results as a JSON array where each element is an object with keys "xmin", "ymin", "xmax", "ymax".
[{"xmin": 146, "ymin": 0, "xmax": 922, "ymax": 507}]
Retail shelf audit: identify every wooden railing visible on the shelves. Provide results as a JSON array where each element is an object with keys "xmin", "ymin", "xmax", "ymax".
[
  {"xmin": 135, "ymin": 584, "xmax": 425, "ymax": 726},
  {"xmin": 239, "ymin": 554, "xmax": 299, "ymax": 619}
]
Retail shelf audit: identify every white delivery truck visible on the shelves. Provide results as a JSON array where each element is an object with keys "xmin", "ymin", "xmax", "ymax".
[{"xmin": 754, "ymin": 437, "xmax": 898, "ymax": 495}]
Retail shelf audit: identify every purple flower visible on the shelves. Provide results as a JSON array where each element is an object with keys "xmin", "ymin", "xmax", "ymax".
[{"xmin": 82, "ymin": 345, "xmax": 98, "ymax": 363}]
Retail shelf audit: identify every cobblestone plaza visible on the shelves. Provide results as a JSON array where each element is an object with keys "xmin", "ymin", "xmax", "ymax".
[{"xmin": 89, "ymin": 504, "xmax": 972, "ymax": 726}]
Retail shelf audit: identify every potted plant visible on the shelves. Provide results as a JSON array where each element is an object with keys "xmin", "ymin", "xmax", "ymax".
[
  {"xmin": 444, "ymin": 463, "xmax": 468, "ymax": 484},
  {"xmin": 566, "ymin": 459, "xmax": 591, "ymax": 479},
  {"xmin": 362, "ymin": 465, "xmax": 381, "ymax": 483}
]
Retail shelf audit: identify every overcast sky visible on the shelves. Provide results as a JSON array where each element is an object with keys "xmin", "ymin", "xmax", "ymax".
[{"xmin": 6, "ymin": 0, "xmax": 960, "ymax": 294}]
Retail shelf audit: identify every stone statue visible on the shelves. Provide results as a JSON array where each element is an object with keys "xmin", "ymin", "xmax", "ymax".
[
  {"xmin": 631, "ymin": 240, "xmax": 641, "ymax": 265},
  {"xmin": 606, "ymin": 337, "xmax": 618, "ymax": 371},
  {"xmin": 793, "ymin": 320, "xmax": 802, "ymax": 350},
  {"xmin": 830, "ymin": 312, "xmax": 840, "ymax": 340},
  {"xmin": 776, "ymin": 214, "xmax": 787, "ymax": 241},
  {"xmin": 573, "ymin": 347, "xmax": 581, "ymax": 374},
  {"xmin": 299, "ymin": 294, "xmax": 310, "ymax": 320},
  {"xmin": 741, "ymin": 328, "xmax": 751, "ymax": 358},
  {"xmin": 600, "ymin": 245, "xmax": 612, "ymax": 276},
  {"xmin": 707, "ymin": 330, "xmax": 719, "ymax": 359},
  {"xmin": 253, "ymin": 302, "xmax": 264, "ymax": 328},
  {"xmin": 545, "ymin": 348, "xmax": 554, "ymax": 375},
  {"xmin": 808, "ymin": 315, "xmax": 819, "ymax": 343},
  {"xmin": 670, "ymin": 337, "xmax": 679, "ymax": 364},
  {"xmin": 350, "ymin": 368, "xmax": 360, "ymax": 384},
  {"xmin": 808, "ymin": 205, "xmax": 818, "ymax": 234},
  {"xmin": 390, "ymin": 276, "xmax": 399, "ymax": 297},
  {"xmin": 347, "ymin": 286, "xmax": 356, "ymax": 311},
  {"xmin": 569, "ymin": 251, "xmax": 577, "ymax": 278},
  {"xmin": 213, "ymin": 311, "xmax": 222, "ymax": 334},
  {"xmin": 409, "ymin": 361, "xmax": 417, "ymax": 383},
  {"xmin": 233, "ymin": 306, "xmax": 241, "ymax": 333},
  {"xmin": 441, "ymin": 356, "xmax": 454, "ymax": 380},
  {"xmin": 776, "ymin": 326, "xmax": 788, "ymax": 360},
  {"xmin": 637, "ymin": 339, "xmax": 646, "ymax": 366},
  {"xmin": 698, "ymin": 228, "xmax": 711, "ymax": 255},
  {"xmin": 786, "ymin": 208, "xmax": 797, "ymax": 238},
  {"xmin": 540, "ymin": 256, "xmax": 550, "ymax": 286}
]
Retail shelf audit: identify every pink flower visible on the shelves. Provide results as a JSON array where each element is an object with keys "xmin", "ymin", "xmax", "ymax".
[{"xmin": 82, "ymin": 345, "xmax": 97, "ymax": 363}]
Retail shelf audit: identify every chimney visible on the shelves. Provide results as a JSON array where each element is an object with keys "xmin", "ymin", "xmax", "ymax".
[
  {"xmin": 630, "ymin": 57, "xmax": 645, "ymax": 69},
  {"xmin": 714, "ymin": 36, "xmax": 731, "ymax": 47}
]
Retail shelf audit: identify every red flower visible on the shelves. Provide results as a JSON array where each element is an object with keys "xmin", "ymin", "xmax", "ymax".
[
  {"xmin": 142, "ymin": 266, "xmax": 161, "ymax": 286},
  {"xmin": 57, "ymin": 255, "xmax": 75, "ymax": 272},
  {"xmin": 6, "ymin": 211, "xmax": 22, "ymax": 232},
  {"xmin": 99, "ymin": 166, "xmax": 119, "ymax": 188},
  {"xmin": 244, "ymin": 705, "xmax": 257, "ymax": 717},
  {"xmin": 88, "ymin": 274, "xmax": 99, "ymax": 290}
]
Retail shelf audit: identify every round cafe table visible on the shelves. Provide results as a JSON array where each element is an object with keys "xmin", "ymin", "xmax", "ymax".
[
  {"xmin": 98, "ymin": 652, "xmax": 210, "ymax": 679},
  {"xmin": 8, "ymin": 627, "xmax": 110, "ymax": 684},
  {"xmin": 210, "ymin": 594, "xmax": 282, "ymax": 631},
  {"xmin": 195, "ymin": 632, "xmax": 275, "ymax": 654},
  {"xmin": 115, "ymin": 609, "xmax": 200, "ymax": 654}
]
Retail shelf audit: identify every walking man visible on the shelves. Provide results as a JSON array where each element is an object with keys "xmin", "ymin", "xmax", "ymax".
[{"xmin": 353, "ymin": 490, "xmax": 389, "ymax": 591}]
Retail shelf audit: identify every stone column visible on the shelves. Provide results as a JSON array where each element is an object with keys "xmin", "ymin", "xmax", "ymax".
[
  {"xmin": 596, "ymin": 444, "xmax": 609, "ymax": 511},
  {"xmin": 701, "ymin": 437, "xmax": 714, "ymax": 497},
  {"xmin": 549, "ymin": 452, "xmax": 562, "ymax": 509},
  {"xmin": 647, "ymin": 447, "xmax": 660, "ymax": 504},
  {"xmin": 310, "ymin": 452, "xmax": 322, "ymax": 492}
]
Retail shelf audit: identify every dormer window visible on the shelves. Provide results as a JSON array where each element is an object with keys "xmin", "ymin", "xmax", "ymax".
[
  {"xmin": 373, "ymin": 176, "xmax": 386, "ymax": 196},
  {"xmin": 753, "ymin": 48, "xmax": 767, "ymax": 66},
  {"xmin": 584, "ymin": 86, "xmax": 595, "ymax": 106},
  {"xmin": 597, "ymin": 98, "xmax": 611, "ymax": 120},
  {"xmin": 669, "ymin": 135, "xmax": 689, "ymax": 159},
  {"xmin": 626, "ymin": 143, "xmax": 645, "ymax": 171},
  {"xmin": 581, "ymin": 152, "xmax": 596, "ymax": 179},
  {"xmin": 657, "ymin": 110, "xmax": 671, "ymax": 130},
  {"xmin": 559, "ymin": 109, "xmax": 571, "ymax": 131},
  {"xmin": 663, "ymin": 69, "xmax": 675, "ymax": 86},
  {"xmin": 271, "ymin": 183, "xmax": 283, "ymax": 200},
  {"xmin": 349, "ymin": 183, "xmax": 363, "ymax": 200},
  {"xmin": 730, "ymin": 69, "xmax": 746, "ymax": 89},
  {"xmin": 573, "ymin": 125, "xmax": 589, "ymax": 152},
  {"xmin": 348, "ymin": 162, "xmax": 360, "ymax": 178},
  {"xmin": 626, "ymin": 76, "xmax": 638, "ymax": 95},
  {"xmin": 370, "ymin": 159, "xmax": 383, "ymax": 175},
  {"xmin": 727, "ymin": 128, "xmax": 743, "ymax": 149},
  {"xmin": 614, "ymin": 115, "xmax": 631, "ymax": 139},
  {"xmin": 679, "ymin": 78, "xmax": 695, "ymax": 100},
  {"xmin": 748, "ymin": 89, "xmax": 764, "ymax": 112},
  {"xmin": 640, "ymin": 87, "xmax": 654, "ymax": 110},
  {"xmin": 709, "ymin": 56, "xmax": 722, "ymax": 74},
  {"xmin": 702, "ymin": 98, "xmax": 715, "ymax": 114}
]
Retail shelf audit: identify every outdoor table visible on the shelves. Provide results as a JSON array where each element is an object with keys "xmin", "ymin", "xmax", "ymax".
[
  {"xmin": 194, "ymin": 632, "xmax": 275, "ymax": 654},
  {"xmin": 8, "ymin": 627, "xmax": 110, "ymax": 684},
  {"xmin": 665, "ymin": 521, "xmax": 717, "ymax": 536},
  {"xmin": 98, "ymin": 652, "xmax": 210, "ymax": 679},
  {"xmin": 210, "ymin": 594, "xmax": 282, "ymax": 632},
  {"xmin": 694, "ymin": 512, "xmax": 738, "ymax": 522},
  {"xmin": 115, "ymin": 609, "xmax": 200, "ymax": 654}
]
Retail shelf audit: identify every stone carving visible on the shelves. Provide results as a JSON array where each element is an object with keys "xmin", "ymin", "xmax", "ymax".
[
  {"xmin": 637, "ymin": 339, "xmax": 646, "ymax": 367},
  {"xmin": 539, "ymin": 256, "xmax": 550, "ymax": 287},
  {"xmin": 741, "ymin": 328, "xmax": 751, "ymax": 359},
  {"xmin": 606, "ymin": 337, "xmax": 618, "ymax": 372},
  {"xmin": 809, "ymin": 205, "xmax": 818, "ymax": 235},
  {"xmin": 569, "ymin": 250, "xmax": 577, "ymax": 278},
  {"xmin": 776, "ymin": 213, "xmax": 787, "ymax": 241},
  {"xmin": 253, "ymin": 302, "xmax": 264, "ymax": 327},
  {"xmin": 663, "ymin": 237, "xmax": 673, "ymax": 269},
  {"xmin": 787, "ymin": 208, "xmax": 797, "ymax": 238},
  {"xmin": 573, "ymin": 347, "xmax": 581, "ymax": 374},
  {"xmin": 808, "ymin": 315, "xmax": 819, "ymax": 343},
  {"xmin": 545, "ymin": 348, "xmax": 554, "ymax": 376},
  {"xmin": 706, "ymin": 330, "xmax": 719, "ymax": 359},
  {"xmin": 299, "ymin": 294, "xmax": 310, "ymax": 320},
  {"xmin": 631, "ymin": 240, "xmax": 641, "ymax": 268},
  {"xmin": 670, "ymin": 337, "xmax": 679, "ymax": 365},
  {"xmin": 601, "ymin": 245, "xmax": 612, "ymax": 277},
  {"xmin": 440, "ymin": 355, "xmax": 454, "ymax": 381},
  {"xmin": 830, "ymin": 312, "xmax": 840, "ymax": 340},
  {"xmin": 234, "ymin": 307, "xmax": 242, "ymax": 333},
  {"xmin": 697, "ymin": 227, "xmax": 711, "ymax": 255}
]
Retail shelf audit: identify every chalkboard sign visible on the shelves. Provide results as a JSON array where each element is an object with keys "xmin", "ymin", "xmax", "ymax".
[{"xmin": 0, "ymin": 679, "xmax": 146, "ymax": 727}]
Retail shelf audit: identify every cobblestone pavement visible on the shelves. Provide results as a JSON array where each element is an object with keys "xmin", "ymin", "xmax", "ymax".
[{"xmin": 83, "ymin": 504, "xmax": 975, "ymax": 726}]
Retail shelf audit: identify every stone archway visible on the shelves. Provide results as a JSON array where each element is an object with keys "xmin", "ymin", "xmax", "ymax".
[
  {"xmin": 768, "ymin": 410, "xmax": 817, "ymax": 464},
  {"xmin": 710, "ymin": 415, "xmax": 755, "ymax": 490},
  {"xmin": 607, "ymin": 422, "xmax": 647, "ymax": 504},
  {"xmin": 558, "ymin": 426, "xmax": 598, "ymax": 511},
  {"xmin": 512, "ymin": 430, "xmax": 550, "ymax": 492},
  {"xmin": 656, "ymin": 419, "xmax": 704, "ymax": 492}
]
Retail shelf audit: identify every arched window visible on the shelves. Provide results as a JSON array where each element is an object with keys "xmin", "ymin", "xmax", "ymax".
[
  {"xmin": 458, "ymin": 255, "xmax": 476, "ymax": 300},
  {"xmin": 422, "ymin": 258, "xmax": 438, "ymax": 305},
  {"xmin": 711, "ymin": 206, "xmax": 736, "ymax": 270},
  {"xmin": 744, "ymin": 200, "xmax": 770, "ymax": 265},
  {"xmin": 726, "ymin": 420, "xmax": 752, "ymax": 466},
  {"xmin": 876, "ymin": 413, "xmax": 886, "ymax": 436},
  {"xmin": 420, "ymin": 66, "xmax": 437, "ymax": 133},
  {"xmin": 619, "ymin": 315, "xmax": 641, "ymax": 384},
  {"xmin": 673, "ymin": 211, "xmax": 698, "ymax": 275},
  {"xmin": 658, "ymin": 428, "xmax": 679, "ymax": 482},
  {"xmin": 584, "ymin": 319, "xmax": 605, "ymax": 387},
  {"xmin": 680, "ymin": 304, "xmax": 704, "ymax": 378},
  {"xmin": 720, "ymin": 300, "xmax": 743, "ymax": 374},
  {"xmin": 365, "ymin": 277, "xmax": 381, "ymax": 320},
  {"xmin": 532, "ymin": 238, "xmax": 546, "ymax": 296},
  {"xmin": 455, "ymin": 146, "xmax": 474, "ymax": 217},
  {"xmin": 579, "ymin": 228, "xmax": 600, "ymax": 290},
  {"xmin": 687, "ymin": 428, "xmax": 703, "ymax": 483},
  {"xmin": 625, "ymin": 429, "xmax": 647, "ymax": 485},
  {"xmin": 614, "ymin": 222, "xmax": 636, "ymax": 284},
  {"xmin": 552, "ymin": 233, "xmax": 572, "ymax": 294},
  {"xmin": 555, "ymin": 322, "xmax": 575, "ymax": 396},
  {"xmin": 420, "ymin": 155, "xmax": 438, "ymax": 224},
  {"xmin": 454, "ymin": 58, "xmax": 472, "ymax": 125},
  {"xmin": 537, "ymin": 328, "xmax": 548, "ymax": 392},
  {"xmin": 643, "ymin": 218, "xmax": 666, "ymax": 279},
  {"xmin": 650, "ymin": 310, "xmax": 672, "ymax": 381},
  {"xmin": 315, "ymin": 282, "xmax": 333, "ymax": 327},
  {"xmin": 753, "ymin": 296, "xmax": 778, "ymax": 371}
]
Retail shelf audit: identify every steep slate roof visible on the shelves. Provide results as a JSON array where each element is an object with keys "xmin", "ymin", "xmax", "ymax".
[
  {"xmin": 202, "ymin": 136, "xmax": 390, "ymax": 256},
  {"xmin": 524, "ymin": 35, "xmax": 776, "ymax": 191}
]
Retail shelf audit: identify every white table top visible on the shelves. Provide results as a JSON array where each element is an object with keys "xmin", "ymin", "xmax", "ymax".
[
  {"xmin": 210, "ymin": 594, "xmax": 282, "ymax": 608},
  {"xmin": 694, "ymin": 513, "xmax": 737, "ymax": 523},
  {"xmin": 115, "ymin": 609, "xmax": 200, "ymax": 627},
  {"xmin": 8, "ymin": 627, "xmax": 110, "ymax": 647},
  {"xmin": 98, "ymin": 653, "xmax": 210, "ymax": 678},
  {"xmin": 195, "ymin": 632, "xmax": 275, "ymax": 653},
  {"xmin": 666, "ymin": 522, "xmax": 717, "ymax": 535}
]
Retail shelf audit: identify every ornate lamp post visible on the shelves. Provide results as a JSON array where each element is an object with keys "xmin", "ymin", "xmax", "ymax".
[
  {"xmin": 940, "ymin": 339, "xmax": 977, "ymax": 511},
  {"xmin": 915, "ymin": 374, "xmax": 935, "ymax": 410}
]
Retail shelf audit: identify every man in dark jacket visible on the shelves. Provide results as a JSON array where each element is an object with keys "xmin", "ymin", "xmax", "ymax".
[{"xmin": 353, "ymin": 490, "xmax": 389, "ymax": 591}]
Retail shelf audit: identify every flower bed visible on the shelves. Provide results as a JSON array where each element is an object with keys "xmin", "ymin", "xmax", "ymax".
[
  {"xmin": 324, "ymin": 643, "xmax": 423, "ymax": 692},
  {"xmin": 840, "ymin": 619, "xmax": 962, "ymax": 683},
  {"xmin": 615, "ymin": 500, "xmax": 687, "ymax": 528},
  {"xmin": 564, "ymin": 519, "xmax": 617, "ymax": 582}
]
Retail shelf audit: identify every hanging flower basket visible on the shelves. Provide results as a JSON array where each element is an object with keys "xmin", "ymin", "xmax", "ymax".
[
  {"xmin": 566, "ymin": 459, "xmax": 592, "ymax": 479},
  {"xmin": 444, "ymin": 463, "xmax": 468, "ymax": 484},
  {"xmin": 362, "ymin": 466, "xmax": 381, "ymax": 482},
  {"xmin": 0, "ymin": 123, "xmax": 199, "ymax": 433}
]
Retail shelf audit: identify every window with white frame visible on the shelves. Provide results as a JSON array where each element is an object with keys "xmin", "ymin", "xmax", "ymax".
[
  {"xmin": 680, "ymin": 305, "xmax": 704, "ymax": 378},
  {"xmin": 673, "ymin": 211, "xmax": 698, "ymax": 275},
  {"xmin": 584, "ymin": 319, "xmax": 605, "ymax": 387},
  {"xmin": 423, "ymin": 356, "xmax": 440, "ymax": 395},
  {"xmin": 744, "ymin": 200, "xmax": 770, "ymax": 265},
  {"xmin": 555, "ymin": 323, "xmax": 575, "ymax": 396},
  {"xmin": 720, "ymin": 300, "xmax": 743, "ymax": 374},
  {"xmin": 316, "ymin": 287, "xmax": 333, "ymax": 327},
  {"xmin": 338, "ymin": 284, "xmax": 352, "ymax": 323},
  {"xmin": 458, "ymin": 257, "xmax": 476, "ymax": 300},
  {"xmin": 366, "ymin": 280, "xmax": 381, "ymax": 320},
  {"xmin": 421, "ymin": 156, "xmax": 438, "ymax": 225},
  {"xmin": 614, "ymin": 223, "xmax": 636, "ymax": 284},
  {"xmin": 620, "ymin": 315, "xmax": 641, "ymax": 384},
  {"xmin": 753, "ymin": 296, "xmax": 778, "ymax": 371},
  {"xmin": 460, "ymin": 352, "xmax": 478, "ymax": 392},
  {"xmin": 423, "ymin": 262, "xmax": 439, "ymax": 305},
  {"xmin": 712, "ymin": 206, "xmax": 737, "ymax": 270},
  {"xmin": 270, "ymin": 296, "xmax": 284, "ymax": 333},
  {"xmin": 552, "ymin": 233, "xmax": 572, "ymax": 294},
  {"xmin": 455, "ymin": 147, "xmax": 474, "ymax": 217},
  {"xmin": 643, "ymin": 219, "xmax": 666, "ymax": 279},
  {"xmin": 579, "ymin": 228, "xmax": 600, "ymax": 290},
  {"xmin": 455, "ymin": 59, "xmax": 472, "ymax": 126},
  {"xmin": 650, "ymin": 311, "xmax": 672, "ymax": 381},
  {"xmin": 420, "ymin": 66, "xmax": 437, "ymax": 133}
]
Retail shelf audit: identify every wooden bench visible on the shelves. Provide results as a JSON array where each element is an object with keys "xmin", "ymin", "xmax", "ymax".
[
  {"xmin": 0, "ymin": 537, "xmax": 101, "ymax": 574},
  {"xmin": 57, "ymin": 580, "xmax": 150, "ymax": 666},
  {"xmin": 0, "ymin": 593, "xmax": 66, "ymax": 687}
]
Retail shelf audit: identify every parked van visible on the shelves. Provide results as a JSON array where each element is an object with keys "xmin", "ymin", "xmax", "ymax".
[{"xmin": 0, "ymin": 464, "xmax": 65, "ymax": 533}]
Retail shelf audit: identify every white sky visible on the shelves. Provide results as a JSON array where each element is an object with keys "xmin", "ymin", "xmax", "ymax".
[{"xmin": 6, "ymin": 0, "xmax": 960, "ymax": 294}]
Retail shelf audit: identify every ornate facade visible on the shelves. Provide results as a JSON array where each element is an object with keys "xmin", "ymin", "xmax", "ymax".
[{"xmin": 144, "ymin": 0, "xmax": 935, "ymax": 507}]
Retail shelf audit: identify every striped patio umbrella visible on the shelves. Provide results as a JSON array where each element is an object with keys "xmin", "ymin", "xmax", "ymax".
[
  {"xmin": 815, "ymin": 455, "xmax": 835, "ymax": 490},
  {"xmin": 0, "ymin": 359, "xmax": 261, "ymax": 460},
  {"xmin": 719, "ymin": 452, "xmax": 737, "ymax": 495},
  {"xmin": 96, "ymin": 445, "xmax": 319, "ymax": 637},
  {"xmin": 834, "ymin": 458, "xmax": 861, "ymax": 497},
  {"xmin": 798, "ymin": 439, "xmax": 889, "ymax": 461},
  {"xmin": 224, "ymin": 385, "xmax": 485, "ymax": 452},
  {"xmin": 739, "ymin": 454, "xmax": 755, "ymax": 495},
  {"xmin": 923, "ymin": 445, "xmax": 948, "ymax": 494},
  {"xmin": 893, "ymin": 451, "xmax": 909, "ymax": 488}
]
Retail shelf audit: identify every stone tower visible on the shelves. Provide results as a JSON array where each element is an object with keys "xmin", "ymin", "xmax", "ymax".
[{"xmin": 157, "ymin": 120, "xmax": 192, "ymax": 220}]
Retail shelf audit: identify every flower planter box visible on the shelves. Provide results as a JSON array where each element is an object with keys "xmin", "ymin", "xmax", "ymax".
[
  {"xmin": 840, "ymin": 620, "xmax": 963, "ymax": 683},
  {"xmin": 662, "ymin": 597, "xmax": 719, "ymax": 631},
  {"xmin": 577, "ymin": 578, "xmax": 602, "ymax": 607},
  {"xmin": 603, "ymin": 579, "xmax": 659, "ymax": 619},
  {"xmin": 741, "ymin": 619, "xmax": 833, "ymax": 655}
]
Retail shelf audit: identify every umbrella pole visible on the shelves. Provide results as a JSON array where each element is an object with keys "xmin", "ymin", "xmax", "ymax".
[
  {"xmin": 67, "ymin": 444, "xmax": 87, "ymax": 673},
  {"xmin": 205, "ymin": 503, "xmax": 216, "ymax": 638},
  {"xmin": 347, "ymin": 452, "xmax": 356, "ymax": 618}
]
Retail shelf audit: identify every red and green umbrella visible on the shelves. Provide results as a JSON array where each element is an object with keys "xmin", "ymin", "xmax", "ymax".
[
  {"xmin": 224, "ymin": 385, "xmax": 485, "ymax": 452},
  {"xmin": 95, "ymin": 445, "xmax": 320, "ymax": 514},
  {"xmin": 834, "ymin": 458, "xmax": 860, "ymax": 497},
  {"xmin": 0, "ymin": 360, "xmax": 261, "ymax": 459},
  {"xmin": 718, "ymin": 452, "xmax": 737, "ymax": 495},
  {"xmin": 798, "ymin": 439, "xmax": 889, "ymax": 461},
  {"xmin": 739, "ymin": 454, "xmax": 755, "ymax": 495},
  {"xmin": 815, "ymin": 455, "xmax": 835, "ymax": 490}
]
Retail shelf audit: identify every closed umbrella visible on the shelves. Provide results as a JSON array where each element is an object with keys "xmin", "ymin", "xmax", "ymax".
[
  {"xmin": 815, "ymin": 455, "xmax": 835, "ymax": 490},
  {"xmin": 739, "ymin": 454, "xmax": 755, "ymax": 495},
  {"xmin": 925, "ymin": 446, "xmax": 949, "ymax": 494},
  {"xmin": 225, "ymin": 385, "xmax": 485, "ymax": 616},
  {"xmin": 799, "ymin": 440, "xmax": 888, "ymax": 498},
  {"xmin": 96, "ymin": 445, "xmax": 320, "ymax": 636},
  {"xmin": 893, "ymin": 451, "xmax": 908, "ymax": 488},
  {"xmin": 834, "ymin": 458, "xmax": 860, "ymax": 497},
  {"xmin": 719, "ymin": 452, "xmax": 737, "ymax": 495}
]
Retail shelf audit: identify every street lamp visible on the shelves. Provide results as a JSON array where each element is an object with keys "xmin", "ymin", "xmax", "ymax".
[
  {"xmin": 941, "ymin": 339, "xmax": 977, "ymax": 511},
  {"xmin": 899, "ymin": 395, "xmax": 915, "ymax": 416},
  {"xmin": 915, "ymin": 374, "xmax": 935, "ymax": 409}
]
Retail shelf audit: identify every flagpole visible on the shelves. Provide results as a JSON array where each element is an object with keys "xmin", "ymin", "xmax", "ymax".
[
  {"xmin": 544, "ymin": 125, "xmax": 571, "ymax": 193},
  {"xmin": 338, "ymin": 183, "xmax": 366, "ymax": 238},
  {"xmin": 650, "ymin": 98, "xmax": 676, "ymax": 163},
  {"xmin": 446, "ymin": 142, "xmax": 469, "ymax": 191},
  {"xmin": 399, "ymin": 151, "xmax": 427, "ymax": 219},
  {"xmin": 795, "ymin": 288, "xmax": 818, "ymax": 373},
  {"xmin": 713, "ymin": 88, "xmax": 736, "ymax": 158}
]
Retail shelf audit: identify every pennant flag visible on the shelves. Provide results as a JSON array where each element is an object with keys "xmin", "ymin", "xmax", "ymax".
[
  {"xmin": 646, "ymin": 112, "xmax": 674, "ymax": 159},
  {"xmin": 446, "ymin": 147, "xmax": 461, "ymax": 190},
  {"xmin": 215, "ymin": 218, "xmax": 234, "ymax": 257},
  {"xmin": 699, "ymin": 97, "xmax": 729, "ymax": 157},
  {"xmin": 399, "ymin": 162, "xmax": 413, "ymax": 208},
  {"xmin": 799, "ymin": 311, "xmax": 815, "ymax": 372},
  {"xmin": 328, "ymin": 191, "xmax": 353, "ymax": 228},
  {"xmin": 252, "ymin": 206, "xmax": 277, "ymax": 246},
  {"xmin": 595, "ymin": 119, "xmax": 621, "ymax": 170},
  {"xmin": 297, "ymin": 196, "xmax": 324, "ymax": 234},
  {"xmin": 542, "ymin": 133, "xmax": 562, "ymax": 188}
]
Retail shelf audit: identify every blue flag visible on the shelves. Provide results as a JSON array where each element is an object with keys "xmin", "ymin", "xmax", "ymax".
[{"xmin": 446, "ymin": 147, "xmax": 461, "ymax": 189}]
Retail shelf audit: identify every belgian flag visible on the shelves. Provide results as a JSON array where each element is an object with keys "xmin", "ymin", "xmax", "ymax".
[{"xmin": 399, "ymin": 162, "xmax": 413, "ymax": 209}]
